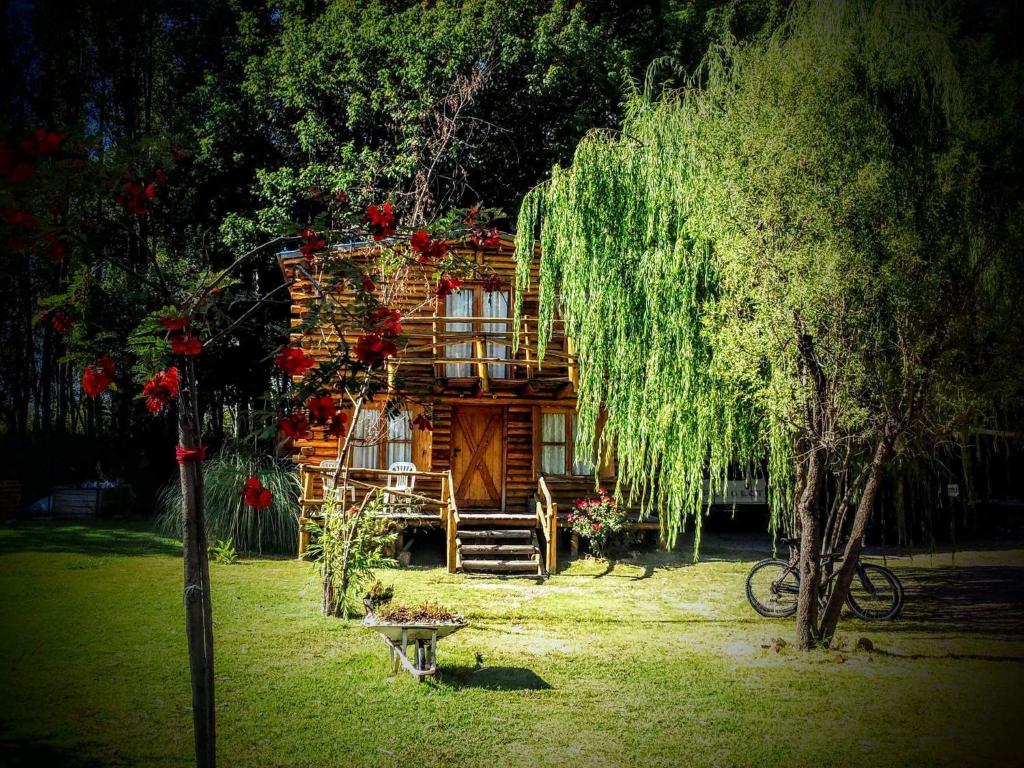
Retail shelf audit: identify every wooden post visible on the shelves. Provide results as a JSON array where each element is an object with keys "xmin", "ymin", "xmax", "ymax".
[
  {"xmin": 474, "ymin": 338, "xmax": 489, "ymax": 392},
  {"xmin": 298, "ymin": 518, "xmax": 310, "ymax": 558},
  {"xmin": 567, "ymin": 337, "xmax": 578, "ymax": 390},
  {"xmin": 548, "ymin": 501, "xmax": 558, "ymax": 573},
  {"xmin": 446, "ymin": 505, "xmax": 458, "ymax": 573}
]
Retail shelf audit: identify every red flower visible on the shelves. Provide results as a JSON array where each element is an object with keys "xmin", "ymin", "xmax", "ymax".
[
  {"xmin": 298, "ymin": 229, "xmax": 327, "ymax": 261},
  {"xmin": 45, "ymin": 235, "xmax": 65, "ymax": 263},
  {"xmin": 593, "ymin": 523, "xmax": 602, "ymax": 532},
  {"xmin": 153, "ymin": 168, "xmax": 167, "ymax": 184},
  {"xmin": 171, "ymin": 334, "xmax": 202, "ymax": 356},
  {"xmin": 464, "ymin": 206, "xmax": 479, "ymax": 226},
  {"xmin": 142, "ymin": 366, "xmax": 180, "ymax": 414},
  {"xmin": 30, "ymin": 129, "xmax": 63, "ymax": 154},
  {"xmin": 241, "ymin": 476, "xmax": 273, "ymax": 509},
  {"xmin": 3, "ymin": 209, "xmax": 36, "ymax": 228},
  {"xmin": 365, "ymin": 202, "xmax": 396, "ymax": 240},
  {"xmin": 435, "ymin": 275, "xmax": 462, "ymax": 298},
  {"xmin": 6, "ymin": 163, "xmax": 34, "ymax": 183},
  {"xmin": 144, "ymin": 182, "xmax": 156, "ymax": 200},
  {"xmin": 274, "ymin": 347, "xmax": 316, "ymax": 376},
  {"xmin": 369, "ymin": 307, "xmax": 402, "ymax": 338},
  {"xmin": 353, "ymin": 333, "xmax": 397, "ymax": 366},
  {"xmin": 280, "ymin": 411, "xmax": 312, "ymax": 439},
  {"xmin": 483, "ymin": 273, "xmax": 504, "ymax": 293},
  {"xmin": 115, "ymin": 180, "xmax": 148, "ymax": 215},
  {"xmin": 471, "ymin": 226, "xmax": 501, "ymax": 248},
  {"xmin": 410, "ymin": 229, "xmax": 431, "ymax": 254},
  {"xmin": 160, "ymin": 316, "xmax": 189, "ymax": 332},
  {"xmin": 360, "ymin": 275, "xmax": 376, "ymax": 293},
  {"xmin": 308, "ymin": 395, "xmax": 336, "ymax": 424},
  {"xmin": 82, "ymin": 355, "xmax": 115, "ymax": 399},
  {"xmin": 412, "ymin": 413, "xmax": 433, "ymax": 432},
  {"xmin": 326, "ymin": 413, "xmax": 348, "ymax": 438},
  {"xmin": 49, "ymin": 309, "xmax": 73, "ymax": 334}
]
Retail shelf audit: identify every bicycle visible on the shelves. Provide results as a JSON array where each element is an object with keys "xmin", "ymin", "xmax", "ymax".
[{"xmin": 745, "ymin": 538, "xmax": 904, "ymax": 620}]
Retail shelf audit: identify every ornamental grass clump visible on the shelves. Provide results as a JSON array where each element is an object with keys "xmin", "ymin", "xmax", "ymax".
[{"xmin": 568, "ymin": 488, "xmax": 627, "ymax": 558}]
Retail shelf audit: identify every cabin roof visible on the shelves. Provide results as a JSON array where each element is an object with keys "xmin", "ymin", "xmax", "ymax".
[{"xmin": 276, "ymin": 228, "xmax": 521, "ymax": 269}]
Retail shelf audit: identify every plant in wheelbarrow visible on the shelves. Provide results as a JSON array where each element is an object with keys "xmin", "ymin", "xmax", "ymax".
[
  {"xmin": 363, "ymin": 580, "xmax": 394, "ymax": 615},
  {"xmin": 363, "ymin": 601, "xmax": 468, "ymax": 681}
]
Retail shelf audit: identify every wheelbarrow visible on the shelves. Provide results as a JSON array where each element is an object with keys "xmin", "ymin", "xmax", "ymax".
[{"xmin": 362, "ymin": 616, "xmax": 468, "ymax": 681}]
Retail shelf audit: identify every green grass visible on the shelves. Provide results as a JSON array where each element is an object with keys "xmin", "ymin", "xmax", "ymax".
[{"xmin": 0, "ymin": 522, "xmax": 1022, "ymax": 768}]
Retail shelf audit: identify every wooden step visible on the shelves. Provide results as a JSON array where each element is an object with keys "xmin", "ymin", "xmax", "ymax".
[
  {"xmin": 458, "ymin": 543, "xmax": 538, "ymax": 555},
  {"xmin": 461, "ymin": 559, "xmax": 539, "ymax": 572},
  {"xmin": 458, "ymin": 513, "xmax": 537, "ymax": 526},
  {"xmin": 456, "ymin": 528, "xmax": 533, "ymax": 540}
]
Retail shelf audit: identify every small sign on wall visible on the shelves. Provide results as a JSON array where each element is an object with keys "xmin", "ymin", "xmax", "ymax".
[{"xmin": 947, "ymin": 483, "xmax": 960, "ymax": 498}]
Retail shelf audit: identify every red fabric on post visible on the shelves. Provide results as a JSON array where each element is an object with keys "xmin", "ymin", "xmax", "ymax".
[{"xmin": 175, "ymin": 445, "xmax": 207, "ymax": 463}]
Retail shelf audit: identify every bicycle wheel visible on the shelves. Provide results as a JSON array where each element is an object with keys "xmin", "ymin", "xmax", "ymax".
[
  {"xmin": 746, "ymin": 559, "xmax": 800, "ymax": 618},
  {"xmin": 846, "ymin": 563, "xmax": 903, "ymax": 620}
]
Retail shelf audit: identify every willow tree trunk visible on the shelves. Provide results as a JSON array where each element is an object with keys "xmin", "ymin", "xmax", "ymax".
[
  {"xmin": 795, "ymin": 447, "xmax": 826, "ymax": 649},
  {"xmin": 177, "ymin": 371, "xmax": 216, "ymax": 768},
  {"xmin": 817, "ymin": 435, "xmax": 894, "ymax": 645}
]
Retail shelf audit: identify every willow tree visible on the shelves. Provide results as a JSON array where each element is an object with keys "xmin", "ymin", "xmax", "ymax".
[{"xmin": 516, "ymin": 0, "xmax": 1024, "ymax": 648}]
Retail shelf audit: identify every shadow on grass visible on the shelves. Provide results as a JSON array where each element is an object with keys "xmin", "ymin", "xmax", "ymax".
[
  {"xmin": 437, "ymin": 665, "xmax": 552, "ymax": 691},
  {"xmin": 0, "ymin": 737, "xmax": 129, "ymax": 767},
  {"xmin": 0, "ymin": 520, "xmax": 181, "ymax": 557},
  {"xmin": 869, "ymin": 564, "xmax": 1024, "ymax": 636}
]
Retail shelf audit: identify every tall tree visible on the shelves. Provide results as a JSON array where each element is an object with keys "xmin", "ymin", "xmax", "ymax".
[{"xmin": 515, "ymin": 0, "xmax": 1024, "ymax": 647}]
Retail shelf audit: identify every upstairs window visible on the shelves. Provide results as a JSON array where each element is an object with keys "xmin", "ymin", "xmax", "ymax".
[{"xmin": 443, "ymin": 285, "xmax": 511, "ymax": 378}]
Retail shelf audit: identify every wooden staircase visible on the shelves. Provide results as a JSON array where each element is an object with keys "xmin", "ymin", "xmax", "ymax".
[{"xmin": 455, "ymin": 523, "xmax": 543, "ymax": 576}]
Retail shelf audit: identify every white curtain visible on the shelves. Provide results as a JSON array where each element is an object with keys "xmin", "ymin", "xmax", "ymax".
[
  {"xmin": 540, "ymin": 412, "xmax": 566, "ymax": 475},
  {"xmin": 483, "ymin": 290, "xmax": 511, "ymax": 379},
  {"xmin": 445, "ymin": 289, "xmax": 474, "ymax": 377},
  {"xmin": 386, "ymin": 410, "xmax": 413, "ymax": 467},
  {"xmin": 350, "ymin": 409, "xmax": 380, "ymax": 469}
]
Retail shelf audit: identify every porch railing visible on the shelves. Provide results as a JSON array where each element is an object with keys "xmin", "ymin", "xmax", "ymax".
[{"xmin": 536, "ymin": 475, "xmax": 558, "ymax": 573}]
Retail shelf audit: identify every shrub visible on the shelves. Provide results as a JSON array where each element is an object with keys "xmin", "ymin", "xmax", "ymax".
[
  {"xmin": 307, "ymin": 492, "xmax": 397, "ymax": 618},
  {"xmin": 209, "ymin": 539, "xmax": 239, "ymax": 564},
  {"xmin": 568, "ymin": 488, "xmax": 627, "ymax": 558},
  {"xmin": 155, "ymin": 451, "xmax": 299, "ymax": 554}
]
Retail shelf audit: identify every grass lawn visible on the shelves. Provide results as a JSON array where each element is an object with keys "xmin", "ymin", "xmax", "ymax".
[{"xmin": 1, "ymin": 522, "xmax": 1022, "ymax": 768}]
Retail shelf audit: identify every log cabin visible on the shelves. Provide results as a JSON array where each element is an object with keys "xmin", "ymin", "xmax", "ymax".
[{"xmin": 278, "ymin": 231, "xmax": 655, "ymax": 576}]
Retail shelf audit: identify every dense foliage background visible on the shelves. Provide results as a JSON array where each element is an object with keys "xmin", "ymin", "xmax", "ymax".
[{"xmin": 0, "ymin": 0, "xmax": 783, "ymax": 506}]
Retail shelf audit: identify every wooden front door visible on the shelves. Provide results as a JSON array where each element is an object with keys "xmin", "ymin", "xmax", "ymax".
[{"xmin": 451, "ymin": 406, "xmax": 504, "ymax": 508}]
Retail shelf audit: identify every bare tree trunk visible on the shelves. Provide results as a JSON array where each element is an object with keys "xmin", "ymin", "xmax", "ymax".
[
  {"xmin": 321, "ymin": 396, "xmax": 365, "ymax": 617},
  {"xmin": 794, "ymin": 446, "xmax": 826, "ymax": 649},
  {"xmin": 818, "ymin": 434, "xmax": 894, "ymax": 645},
  {"xmin": 177, "ymin": 364, "xmax": 216, "ymax": 768}
]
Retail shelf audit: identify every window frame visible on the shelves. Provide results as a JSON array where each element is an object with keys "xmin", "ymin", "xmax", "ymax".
[
  {"xmin": 536, "ymin": 408, "xmax": 594, "ymax": 477},
  {"xmin": 441, "ymin": 283, "xmax": 513, "ymax": 379},
  {"xmin": 348, "ymin": 406, "xmax": 417, "ymax": 470}
]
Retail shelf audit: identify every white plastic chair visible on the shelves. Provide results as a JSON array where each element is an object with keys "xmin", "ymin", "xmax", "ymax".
[
  {"xmin": 385, "ymin": 462, "xmax": 417, "ymax": 513},
  {"xmin": 318, "ymin": 459, "xmax": 354, "ymax": 502}
]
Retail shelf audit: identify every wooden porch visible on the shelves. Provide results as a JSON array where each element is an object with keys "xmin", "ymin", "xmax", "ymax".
[{"xmin": 298, "ymin": 466, "xmax": 656, "ymax": 575}]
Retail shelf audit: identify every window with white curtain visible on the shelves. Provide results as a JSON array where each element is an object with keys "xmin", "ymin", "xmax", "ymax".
[
  {"xmin": 540, "ymin": 412, "xmax": 567, "ymax": 475},
  {"xmin": 540, "ymin": 411, "xmax": 595, "ymax": 476},
  {"xmin": 386, "ymin": 410, "xmax": 413, "ymax": 467},
  {"xmin": 483, "ymin": 289, "xmax": 510, "ymax": 379},
  {"xmin": 445, "ymin": 289, "xmax": 474, "ymax": 377},
  {"xmin": 350, "ymin": 408, "xmax": 381, "ymax": 469}
]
